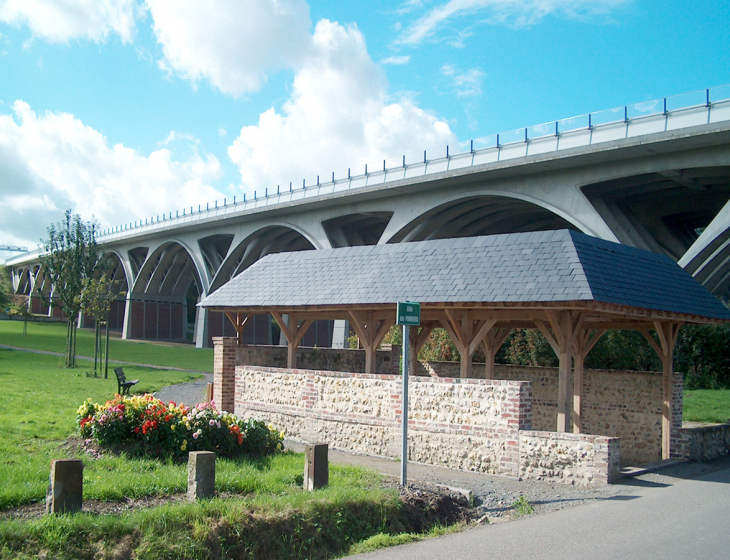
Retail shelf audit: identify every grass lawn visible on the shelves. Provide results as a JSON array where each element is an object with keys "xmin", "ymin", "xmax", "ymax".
[
  {"xmin": 683, "ymin": 389, "xmax": 730, "ymax": 423},
  {"xmin": 0, "ymin": 347, "xmax": 437, "ymax": 559},
  {"xmin": 0, "ymin": 319, "xmax": 213, "ymax": 372}
]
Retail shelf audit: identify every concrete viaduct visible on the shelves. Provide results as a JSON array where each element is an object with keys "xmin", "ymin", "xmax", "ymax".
[{"xmin": 8, "ymin": 86, "xmax": 730, "ymax": 348}]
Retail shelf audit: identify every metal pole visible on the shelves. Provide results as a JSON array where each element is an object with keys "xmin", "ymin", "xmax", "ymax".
[{"xmin": 401, "ymin": 325, "xmax": 410, "ymax": 486}]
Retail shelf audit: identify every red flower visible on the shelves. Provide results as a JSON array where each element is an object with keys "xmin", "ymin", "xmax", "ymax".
[{"xmin": 134, "ymin": 427, "xmax": 140, "ymax": 434}]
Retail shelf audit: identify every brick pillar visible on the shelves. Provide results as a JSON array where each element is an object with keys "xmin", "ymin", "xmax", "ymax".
[
  {"xmin": 670, "ymin": 371, "xmax": 684, "ymax": 458},
  {"xmin": 213, "ymin": 337, "xmax": 237, "ymax": 413},
  {"xmin": 499, "ymin": 381, "xmax": 531, "ymax": 478}
]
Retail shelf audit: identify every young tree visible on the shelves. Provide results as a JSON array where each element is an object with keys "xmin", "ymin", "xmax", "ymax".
[
  {"xmin": 39, "ymin": 210, "xmax": 104, "ymax": 367},
  {"xmin": 82, "ymin": 276, "xmax": 125, "ymax": 378}
]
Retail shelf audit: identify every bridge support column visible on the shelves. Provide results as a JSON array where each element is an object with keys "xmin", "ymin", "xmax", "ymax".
[
  {"xmin": 194, "ymin": 305, "xmax": 209, "ymax": 349},
  {"xmin": 121, "ymin": 293, "xmax": 133, "ymax": 340},
  {"xmin": 331, "ymin": 320, "xmax": 349, "ymax": 349}
]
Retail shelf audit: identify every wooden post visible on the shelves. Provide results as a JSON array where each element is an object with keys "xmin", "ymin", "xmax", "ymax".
[
  {"xmin": 224, "ymin": 312, "xmax": 253, "ymax": 346},
  {"xmin": 641, "ymin": 322, "xmax": 681, "ymax": 460},
  {"xmin": 271, "ymin": 312, "xmax": 313, "ymax": 369},
  {"xmin": 482, "ymin": 328, "xmax": 512, "ymax": 380},
  {"xmin": 536, "ymin": 311, "xmax": 583, "ymax": 433},
  {"xmin": 348, "ymin": 311, "xmax": 393, "ymax": 374},
  {"xmin": 408, "ymin": 323, "xmax": 434, "ymax": 377},
  {"xmin": 304, "ymin": 443, "xmax": 329, "ymax": 490},
  {"xmin": 441, "ymin": 311, "xmax": 496, "ymax": 379},
  {"xmin": 572, "ymin": 329, "xmax": 605, "ymax": 434}
]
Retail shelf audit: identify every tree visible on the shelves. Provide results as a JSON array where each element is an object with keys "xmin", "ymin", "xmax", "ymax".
[
  {"xmin": 39, "ymin": 210, "xmax": 104, "ymax": 368},
  {"xmin": 82, "ymin": 276, "xmax": 125, "ymax": 378},
  {"xmin": 0, "ymin": 266, "xmax": 10, "ymax": 312}
]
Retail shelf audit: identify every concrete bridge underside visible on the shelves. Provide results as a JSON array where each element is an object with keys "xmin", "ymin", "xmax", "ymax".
[{"xmin": 11, "ymin": 119, "xmax": 730, "ymax": 348}]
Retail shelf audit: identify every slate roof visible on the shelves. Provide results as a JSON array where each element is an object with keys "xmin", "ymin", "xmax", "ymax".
[{"xmin": 199, "ymin": 229, "xmax": 730, "ymax": 321}]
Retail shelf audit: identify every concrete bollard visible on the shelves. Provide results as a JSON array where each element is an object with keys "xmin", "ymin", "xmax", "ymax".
[
  {"xmin": 187, "ymin": 451, "xmax": 216, "ymax": 501},
  {"xmin": 46, "ymin": 459, "xmax": 83, "ymax": 514},
  {"xmin": 304, "ymin": 443, "xmax": 328, "ymax": 491}
]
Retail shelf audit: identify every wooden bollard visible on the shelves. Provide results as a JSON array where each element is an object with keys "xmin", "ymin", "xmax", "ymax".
[
  {"xmin": 205, "ymin": 382, "xmax": 214, "ymax": 403},
  {"xmin": 304, "ymin": 443, "xmax": 328, "ymax": 491},
  {"xmin": 187, "ymin": 451, "xmax": 216, "ymax": 501},
  {"xmin": 46, "ymin": 459, "xmax": 83, "ymax": 514}
]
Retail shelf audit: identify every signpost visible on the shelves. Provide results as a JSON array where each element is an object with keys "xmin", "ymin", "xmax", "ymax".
[{"xmin": 396, "ymin": 302, "xmax": 420, "ymax": 486}]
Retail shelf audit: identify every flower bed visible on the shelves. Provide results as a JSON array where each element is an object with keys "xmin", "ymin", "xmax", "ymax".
[{"xmin": 77, "ymin": 394, "xmax": 283, "ymax": 459}]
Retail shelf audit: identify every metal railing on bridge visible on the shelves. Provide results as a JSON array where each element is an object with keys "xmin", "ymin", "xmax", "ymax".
[{"xmin": 95, "ymin": 84, "xmax": 730, "ymax": 242}]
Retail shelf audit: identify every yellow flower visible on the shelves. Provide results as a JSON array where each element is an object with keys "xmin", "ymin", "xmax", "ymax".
[
  {"xmin": 170, "ymin": 425, "xmax": 176, "ymax": 431},
  {"xmin": 181, "ymin": 440, "xmax": 188, "ymax": 451}
]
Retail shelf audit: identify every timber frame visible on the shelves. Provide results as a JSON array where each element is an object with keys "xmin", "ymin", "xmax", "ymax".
[
  {"xmin": 201, "ymin": 230, "xmax": 730, "ymax": 462},
  {"xmin": 207, "ymin": 299, "xmax": 724, "ymax": 460}
]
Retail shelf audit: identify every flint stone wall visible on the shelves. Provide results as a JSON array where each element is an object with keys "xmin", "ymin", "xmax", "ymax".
[
  {"xmin": 234, "ymin": 365, "xmax": 619, "ymax": 484},
  {"xmin": 235, "ymin": 366, "xmax": 529, "ymax": 476},
  {"xmin": 236, "ymin": 344, "xmax": 401, "ymax": 375},
  {"xmin": 676, "ymin": 423, "xmax": 730, "ymax": 461},
  {"xmin": 519, "ymin": 431, "xmax": 620, "ymax": 485},
  {"xmin": 422, "ymin": 361, "xmax": 668, "ymax": 467}
]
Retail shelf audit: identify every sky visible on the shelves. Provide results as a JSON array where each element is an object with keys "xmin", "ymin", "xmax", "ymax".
[{"xmin": 1, "ymin": 0, "xmax": 729, "ymax": 261}]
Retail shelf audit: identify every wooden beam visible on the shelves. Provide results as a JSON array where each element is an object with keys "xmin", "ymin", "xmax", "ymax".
[
  {"xmin": 271, "ymin": 311, "xmax": 292, "ymax": 343},
  {"xmin": 482, "ymin": 328, "xmax": 512, "ymax": 380},
  {"xmin": 349, "ymin": 310, "xmax": 392, "ymax": 374},
  {"xmin": 642, "ymin": 322, "xmax": 682, "ymax": 459},
  {"xmin": 407, "ymin": 323, "xmax": 434, "ymax": 377},
  {"xmin": 460, "ymin": 311, "xmax": 473, "ymax": 378},
  {"xmin": 347, "ymin": 310, "xmax": 369, "ymax": 347},
  {"xmin": 535, "ymin": 320, "xmax": 560, "ymax": 355},
  {"xmin": 224, "ymin": 312, "xmax": 253, "ymax": 346},
  {"xmin": 373, "ymin": 318, "xmax": 395, "ymax": 350},
  {"xmin": 571, "ymin": 328, "xmax": 606, "ymax": 434},
  {"xmin": 639, "ymin": 328, "xmax": 663, "ymax": 358},
  {"xmin": 469, "ymin": 319, "xmax": 497, "ymax": 356}
]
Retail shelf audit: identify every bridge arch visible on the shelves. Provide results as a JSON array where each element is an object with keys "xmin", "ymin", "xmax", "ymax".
[
  {"xmin": 210, "ymin": 224, "xmax": 317, "ymax": 294},
  {"xmin": 579, "ymin": 165, "xmax": 730, "ymax": 261},
  {"xmin": 386, "ymin": 194, "xmax": 579, "ymax": 244},
  {"xmin": 205, "ymin": 224, "xmax": 320, "ymax": 348},
  {"xmin": 125, "ymin": 240, "xmax": 207, "ymax": 342}
]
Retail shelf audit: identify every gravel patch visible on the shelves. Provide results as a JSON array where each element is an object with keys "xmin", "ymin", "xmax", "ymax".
[
  {"xmin": 153, "ymin": 372, "xmax": 213, "ymax": 406},
  {"xmin": 148, "ymin": 378, "xmax": 730, "ymax": 522}
]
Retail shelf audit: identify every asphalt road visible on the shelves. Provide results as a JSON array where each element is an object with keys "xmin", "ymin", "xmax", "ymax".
[{"xmin": 353, "ymin": 465, "xmax": 730, "ymax": 560}]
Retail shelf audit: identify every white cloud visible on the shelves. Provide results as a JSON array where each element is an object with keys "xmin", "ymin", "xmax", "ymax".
[
  {"xmin": 442, "ymin": 64, "xmax": 484, "ymax": 97},
  {"xmin": 0, "ymin": 101, "xmax": 224, "ymax": 248},
  {"xmin": 228, "ymin": 19, "xmax": 455, "ymax": 193},
  {"xmin": 382, "ymin": 55, "xmax": 411, "ymax": 65},
  {"xmin": 0, "ymin": 0, "xmax": 138, "ymax": 43},
  {"xmin": 398, "ymin": 0, "xmax": 628, "ymax": 45},
  {"xmin": 146, "ymin": 0, "xmax": 312, "ymax": 96}
]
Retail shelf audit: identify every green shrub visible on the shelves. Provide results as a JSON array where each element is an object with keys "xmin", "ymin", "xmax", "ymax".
[{"xmin": 77, "ymin": 394, "xmax": 283, "ymax": 459}]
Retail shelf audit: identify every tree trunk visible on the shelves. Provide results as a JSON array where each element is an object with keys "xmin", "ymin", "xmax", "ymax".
[
  {"xmin": 104, "ymin": 320, "xmax": 110, "ymax": 380},
  {"xmin": 65, "ymin": 320, "xmax": 73, "ymax": 368},
  {"xmin": 93, "ymin": 320, "xmax": 99, "ymax": 373}
]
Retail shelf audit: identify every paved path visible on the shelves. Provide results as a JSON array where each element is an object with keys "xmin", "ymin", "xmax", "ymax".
[
  {"xmin": 0, "ymin": 343, "xmax": 210, "ymax": 373},
  {"xmin": 352, "ymin": 463, "xmax": 730, "ymax": 560}
]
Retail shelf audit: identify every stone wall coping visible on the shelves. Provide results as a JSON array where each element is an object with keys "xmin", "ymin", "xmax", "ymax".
[
  {"xmin": 520, "ymin": 430, "xmax": 619, "ymax": 443},
  {"xmin": 236, "ymin": 364, "xmax": 530, "ymax": 387},
  {"xmin": 426, "ymin": 360, "xmax": 667, "ymax": 377},
  {"xmin": 679, "ymin": 423, "xmax": 730, "ymax": 434}
]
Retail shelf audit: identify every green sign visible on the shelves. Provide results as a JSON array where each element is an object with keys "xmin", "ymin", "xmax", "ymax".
[{"xmin": 396, "ymin": 302, "xmax": 421, "ymax": 326}]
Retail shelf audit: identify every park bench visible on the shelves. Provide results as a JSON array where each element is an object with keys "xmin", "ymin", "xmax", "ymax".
[{"xmin": 114, "ymin": 367, "xmax": 139, "ymax": 395}]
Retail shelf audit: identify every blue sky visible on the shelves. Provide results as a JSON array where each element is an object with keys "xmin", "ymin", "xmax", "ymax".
[{"xmin": 0, "ymin": 0, "xmax": 729, "ymax": 258}]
